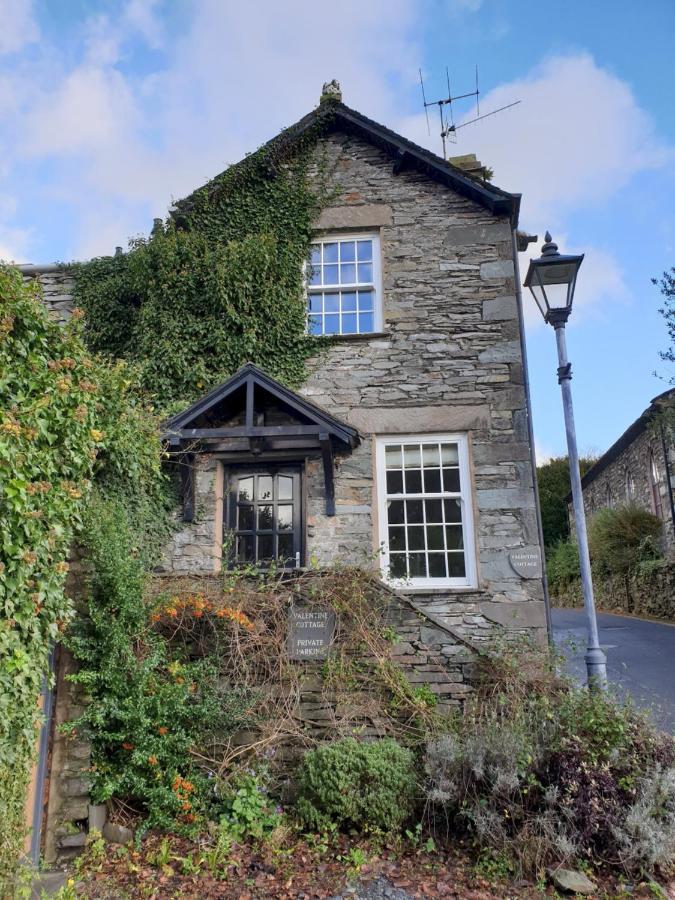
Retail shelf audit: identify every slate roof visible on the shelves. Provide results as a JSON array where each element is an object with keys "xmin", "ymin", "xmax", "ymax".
[
  {"xmin": 577, "ymin": 387, "xmax": 674, "ymax": 492},
  {"xmin": 171, "ymin": 98, "xmax": 521, "ymax": 226}
]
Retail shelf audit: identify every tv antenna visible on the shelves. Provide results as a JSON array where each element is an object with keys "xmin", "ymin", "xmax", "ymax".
[{"xmin": 419, "ymin": 66, "xmax": 521, "ymax": 160}]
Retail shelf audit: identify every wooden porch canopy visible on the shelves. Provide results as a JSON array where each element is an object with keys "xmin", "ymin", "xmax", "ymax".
[{"xmin": 162, "ymin": 363, "xmax": 360, "ymax": 517}]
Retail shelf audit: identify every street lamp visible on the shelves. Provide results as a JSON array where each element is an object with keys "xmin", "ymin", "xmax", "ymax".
[{"xmin": 524, "ymin": 232, "xmax": 607, "ymax": 691}]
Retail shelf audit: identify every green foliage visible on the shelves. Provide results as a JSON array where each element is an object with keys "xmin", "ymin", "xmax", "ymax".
[
  {"xmin": 0, "ymin": 266, "xmax": 100, "ymax": 882},
  {"xmin": 536, "ymin": 455, "xmax": 595, "ymax": 547},
  {"xmin": 73, "ymin": 140, "xmax": 333, "ymax": 408},
  {"xmin": 545, "ymin": 538, "xmax": 580, "ymax": 590},
  {"xmin": 589, "ymin": 504, "xmax": 663, "ymax": 577},
  {"xmin": 217, "ymin": 768, "xmax": 283, "ymax": 842},
  {"xmin": 653, "ymin": 267, "xmax": 675, "ymax": 377},
  {"xmin": 425, "ymin": 642, "xmax": 675, "ymax": 876},
  {"xmin": 65, "ymin": 490, "xmax": 249, "ymax": 832},
  {"xmin": 297, "ymin": 737, "xmax": 418, "ymax": 834}
]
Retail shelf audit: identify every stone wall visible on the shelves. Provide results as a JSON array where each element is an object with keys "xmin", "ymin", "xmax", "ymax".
[
  {"xmin": 24, "ymin": 269, "xmax": 76, "ymax": 323},
  {"xmin": 552, "ymin": 562, "xmax": 675, "ymax": 621},
  {"xmin": 571, "ymin": 425, "xmax": 675, "ymax": 551}
]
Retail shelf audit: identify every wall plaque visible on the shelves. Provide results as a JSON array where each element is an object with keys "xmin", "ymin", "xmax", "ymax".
[
  {"xmin": 509, "ymin": 548, "xmax": 543, "ymax": 580},
  {"xmin": 287, "ymin": 605, "xmax": 336, "ymax": 660}
]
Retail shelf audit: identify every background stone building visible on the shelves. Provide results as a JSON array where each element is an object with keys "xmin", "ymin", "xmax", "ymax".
[
  {"xmin": 21, "ymin": 83, "xmax": 549, "ymax": 861},
  {"xmin": 569, "ymin": 387, "xmax": 675, "ymax": 552}
]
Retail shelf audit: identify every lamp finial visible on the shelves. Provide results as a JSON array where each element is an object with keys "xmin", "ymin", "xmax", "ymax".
[{"xmin": 541, "ymin": 232, "xmax": 559, "ymax": 257}]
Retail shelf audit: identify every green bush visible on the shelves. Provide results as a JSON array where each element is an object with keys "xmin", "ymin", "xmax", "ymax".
[
  {"xmin": 297, "ymin": 738, "xmax": 418, "ymax": 834},
  {"xmin": 545, "ymin": 539, "xmax": 580, "ymax": 589},
  {"xmin": 589, "ymin": 504, "xmax": 663, "ymax": 576},
  {"xmin": 425, "ymin": 643, "xmax": 675, "ymax": 876}
]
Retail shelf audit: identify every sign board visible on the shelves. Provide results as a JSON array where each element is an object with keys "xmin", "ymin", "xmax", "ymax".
[
  {"xmin": 287, "ymin": 605, "xmax": 336, "ymax": 660},
  {"xmin": 508, "ymin": 548, "xmax": 543, "ymax": 580}
]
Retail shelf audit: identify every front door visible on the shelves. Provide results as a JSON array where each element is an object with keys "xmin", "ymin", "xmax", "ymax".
[{"xmin": 226, "ymin": 468, "xmax": 302, "ymax": 569}]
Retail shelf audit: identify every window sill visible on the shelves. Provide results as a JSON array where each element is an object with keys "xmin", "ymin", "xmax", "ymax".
[
  {"xmin": 310, "ymin": 331, "xmax": 390, "ymax": 343},
  {"xmin": 393, "ymin": 586, "xmax": 483, "ymax": 595}
]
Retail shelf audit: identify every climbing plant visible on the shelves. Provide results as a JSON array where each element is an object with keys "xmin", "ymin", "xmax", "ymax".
[{"xmin": 73, "ymin": 127, "xmax": 336, "ymax": 408}]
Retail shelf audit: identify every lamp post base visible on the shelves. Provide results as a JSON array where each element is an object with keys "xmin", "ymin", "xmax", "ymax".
[{"xmin": 584, "ymin": 646, "xmax": 608, "ymax": 692}]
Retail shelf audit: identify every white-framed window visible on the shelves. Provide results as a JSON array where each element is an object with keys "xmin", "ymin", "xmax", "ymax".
[
  {"xmin": 375, "ymin": 434, "xmax": 477, "ymax": 589},
  {"xmin": 307, "ymin": 233, "xmax": 382, "ymax": 336}
]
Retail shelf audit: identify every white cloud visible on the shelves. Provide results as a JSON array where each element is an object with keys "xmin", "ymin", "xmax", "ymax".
[{"xmin": 0, "ymin": 0, "xmax": 38, "ymax": 55}]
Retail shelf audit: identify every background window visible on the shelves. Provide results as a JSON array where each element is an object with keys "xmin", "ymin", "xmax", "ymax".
[
  {"xmin": 376, "ymin": 435, "xmax": 476, "ymax": 588},
  {"xmin": 649, "ymin": 451, "xmax": 663, "ymax": 519},
  {"xmin": 307, "ymin": 234, "xmax": 381, "ymax": 335}
]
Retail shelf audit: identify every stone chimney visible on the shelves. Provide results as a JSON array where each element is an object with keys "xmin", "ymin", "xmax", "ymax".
[
  {"xmin": 447, "ymin": 153, "xmax": 486, "ymax": 177},
  {"xmin": 320, "ymin": 79, "xmax": 342, "ymax": 104}
]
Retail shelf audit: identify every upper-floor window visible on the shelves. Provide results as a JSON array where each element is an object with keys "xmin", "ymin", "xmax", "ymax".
[
  {"xmin": 307, "ymin": 233, "xmax": 382, "ymax": 336},
  {"xmin": 625, "ymin": 470, "xmax": 636, "ymax": 502},
  {"xmin": 649, "ymin": 451, "xmax": 663, "ymax": 519}
]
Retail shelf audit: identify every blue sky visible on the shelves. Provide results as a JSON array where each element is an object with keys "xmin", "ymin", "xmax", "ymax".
[{"xmin": 1, "ymin": 0, "xmax": 674, "ymax": 460}]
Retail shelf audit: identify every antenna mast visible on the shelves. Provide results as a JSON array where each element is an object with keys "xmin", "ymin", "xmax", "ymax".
[{"xmin": 419, "ymin": 66, "xmax": 521, "ymax": 160}]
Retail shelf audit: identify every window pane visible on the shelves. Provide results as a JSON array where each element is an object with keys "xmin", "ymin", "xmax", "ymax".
[
  {"xmin": 237, "ymin": 505, "xmax": 254, "ymax": 531},
  {"xmin": 323, "ymin": 242, "xmax": 338, "ymax": 263},
  {"xmin": 278, "ymin": 476, "xmax": 293, "ymax": 500},
  {"xmin": 324, "ymin": 315, "xmax": 340, "ymax": 335},
  {"xmin": 404, "ymin": 445, "xmax": 421, "ymax": 467},
  {"xmin": 342, "ymin": 291, "xmax": 357, "ymax": 311},
  {"xmin": 237, "ymin": 535, "xmax": 254, "ymax": 563},
  {"xmin": 357, "ymin": 262, "xmax": 372, "ymax": 283},
  {"xmin": 358, "ymin": 312, "xmax": 374, "ymax": 333},
  {"xmin": 423, "ymin": 469, "xmax": 441, "ymax": 493},
  {"xmin": 409, "ymin": 553, "xmax": 427, "ymax": 577},
  {"xmin": 406, "ymin": 499, "xmax": 423, "ymax": 523},
  {"xmin": 405, "ymin": 469, "xmax": 423, "ymax": 494},
  {"xmin": 258, "ymin": 505, "xmax": 274, "ymax": 530},
  {"xmin": 340, "ymin": 241, "xmax": 355, "ymax": 262},
  {"xmin": 444, "ymin": 499, "xmax": 462, "ymax": 522},
  {"xmin": 358, "ymin": 290, "xmax": 374, "ymax": 310},
  {"xmin": 422, "ymin": 445, "xmax": 440, "ymax": 467},
  {"xmin": 427, "ymin": 525, "xmax": 444, "ymax": 550},
  {"xmin": 386, "ymin": 469, "xmax": 403, "ymax": 494},
  {"xmin": 447, "ymin": 554, "xmax": 466, "ymax": 578},
  {"xmin": 278, "ymin": 533, "xmax": 294, "ymax": 565},
  {"xmin": 389, "ymin": 553, "xmax": 407, "ymax": 578},
  {"xmin": 324, "ymin": 293, "xmax": 339, "ymax": 313},
  {"xmin": 388, "ymin": 526, "xmax": 406, "ymax": 551},
  {"xmin": 428, "ymin": 553, "xmax": 447, "ymax": 578},
  {"xmin": 310, "ymin": 245, "xmax": 321, "ymax": 265},
  {"xmin": 388, "ymin": 499, "xmax": 405, "ymax": 524},
  {"xmin": 340, "ymin": 263, "xmax": 356, "ymax": 284},
  {"xmin": 309, "ymin": 295, "xmax": 322, "ymax": 312},
  {"xmin": 443, "ymin": 468, "xmax": 461, "ymax": 492},
  {"xmin": 258, "ymin": 535, "xmax": 274, "ymax": 562},
  {"xmin": 425, "ymin": 499, "xmax": 442, "ymax": 522},
  {"xmin": 278, "ymin": 505, "xmax": 293, "ymax": 530},
  {"xmin": 308, "ymin": 315, "xmax": 322, "ymax": 335},
  {"xmin": 308, "ymin": 265, "xmax": 321, "ymax": 286},
  {"xmin": 446, "ymin": 525, "xmax": 463, "ymax": 550},
  {"xmin": 323, "ymin": 264, "xmax": 339, "ymax": 285},
  {"xmin": 385, "ymin": 445, "xmax": 402, "ymax": 469},
  {"xmin": 257, "ymin": 476, "xmax": 273, "ymax": 500},
  {"xmin": 341, "ymin": 313, "xmax": 357, "ymax": 334},
  {"xmin": 407, "ymin": 526, "xmax": 424, "ymax": 551},
  {"xmin": 238, "ymin": 477, "xmax": 253, "ymax": 501},
  {"xmin": 357, "ymin": 240, "xmax": 372, "ymax": 261},
  {"xmin": 441, "ymin": 443, "xmax": 459, "ymax": 465}
]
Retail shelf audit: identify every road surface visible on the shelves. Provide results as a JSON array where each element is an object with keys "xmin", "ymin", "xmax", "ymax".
[{"xmin": 551, "ymin": 607, "xmax": 675, "ymax": 733}]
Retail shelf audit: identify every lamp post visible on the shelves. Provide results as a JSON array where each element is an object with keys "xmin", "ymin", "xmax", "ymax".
[{"xmin": 524, "ymin": 232, "xmax": 607, "ymax": 691}]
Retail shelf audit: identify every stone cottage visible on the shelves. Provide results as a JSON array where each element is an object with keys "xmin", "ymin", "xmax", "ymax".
[
  {"xmin": 570, "ymin": 387, "xmax": 675, "ymax": 551},
  {"xmin": 21, "ymin": 82, "xmax": 548, "ymax": 862}
]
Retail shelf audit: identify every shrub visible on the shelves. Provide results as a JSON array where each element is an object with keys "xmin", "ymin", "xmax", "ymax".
[
  {"xmin": 424, "ymin": 642, "xmax": 675, "ymax": 877},
  {"xmin": 545, "ymin": 539, "xmax": 580, "ymax": 589},
  {"xmin": 297, "ymin": 738, "xmax": 418, "ymax": 834},
  {"xmin": 589, "ymin": 504, "xmax": 663, "ymax": 576}
]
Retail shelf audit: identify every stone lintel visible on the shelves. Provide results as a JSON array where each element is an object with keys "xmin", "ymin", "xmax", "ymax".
[
  {"xmin": 314, "ymin": 204, "xmax": 393, "ymax": 230},
  {"xmin": 444, "ymin": 223, "xmax": 512, "ymax": 247},
  {"xmin": 346, "ymin": 405, "xmax": 489, "ymax": 434}
]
